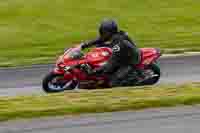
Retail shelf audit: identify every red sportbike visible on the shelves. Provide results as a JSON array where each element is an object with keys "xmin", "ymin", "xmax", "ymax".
[{"xmin": 42, "ymin": 44, "xmax": 162, "ymax": 93}]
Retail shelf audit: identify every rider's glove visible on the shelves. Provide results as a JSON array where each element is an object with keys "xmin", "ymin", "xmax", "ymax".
[{"xmin": 80, "ymin": 42, "xmax": 88, "ymax": 50}]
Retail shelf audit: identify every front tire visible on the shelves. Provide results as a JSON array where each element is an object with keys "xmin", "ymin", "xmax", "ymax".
[{"xmin": 42, "ymin": 72, "xmax": 75, "ymax": 93}]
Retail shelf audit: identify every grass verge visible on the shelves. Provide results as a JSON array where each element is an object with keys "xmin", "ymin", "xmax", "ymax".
[
  {"xmin": 0, "ymin": 0, "xmax": 200, "ymax": 67},
  {"xmin": 1, "ymin": 83, "xmax": 200, "ymax": 122}
]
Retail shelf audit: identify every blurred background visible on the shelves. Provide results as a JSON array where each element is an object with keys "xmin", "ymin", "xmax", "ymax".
[{"xmin": 0, "ymin": 0, "xmax": 199, "ymax": 67}]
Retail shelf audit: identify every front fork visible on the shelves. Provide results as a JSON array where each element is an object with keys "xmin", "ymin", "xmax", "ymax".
[
  {"xmin": 53, "ymin": 67, "xmax": 75, "ymax": 80},
  {"xmin": 53, "ymin": 67, "xmax": 65, "ymax": 75}
]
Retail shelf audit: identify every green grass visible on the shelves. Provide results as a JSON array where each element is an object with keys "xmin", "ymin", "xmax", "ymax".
[
  {"xmin": 1, "ymin": 83, "xmax": 200, "ymax": 122},
  {"xmin": 0, "ymin": 0, "xmax": 200, "ymax": 66}
]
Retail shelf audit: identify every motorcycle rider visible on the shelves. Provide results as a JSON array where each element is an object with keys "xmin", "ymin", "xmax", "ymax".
[{"xmin": 81, "ymin": 19, "xmax": 141, "ymax": 87}]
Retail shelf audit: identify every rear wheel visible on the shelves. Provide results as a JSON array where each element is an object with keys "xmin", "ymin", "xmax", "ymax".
[
  {"xmin": 140, "ymin": 63, "xmax": 161, "ymax": 85},
  {"xmin": 42, "ymin": 72, "xmax": 76, "ymax": 93}
]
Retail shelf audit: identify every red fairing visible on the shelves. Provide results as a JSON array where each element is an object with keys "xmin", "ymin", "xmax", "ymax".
[
  {"xmin": 85, "ymin": 47, "xmax": 112, "ymax": 68},
  {"xmin": 136, "ymin": 48, "xmax": 161, "ymax": 68},
  {"xmin": 53, "ymin": 67, "xmax": 64, "ymax": 74},
  {"xmin": 71, "ymin": 68, "xmax": 88, "ymax": 80}
]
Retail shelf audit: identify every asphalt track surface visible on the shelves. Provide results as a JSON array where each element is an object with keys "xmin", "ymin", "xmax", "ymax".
[
  {"xmin": 0, "ymin": 55, "xmax": 200, "ymax": 96},
  {"xmin": 1, "ymin": 106, "xmax": 200, "ymax": 133},
  {"xmin": 0, "ymin": 55, "xmax": 200, "ymax": 132}
]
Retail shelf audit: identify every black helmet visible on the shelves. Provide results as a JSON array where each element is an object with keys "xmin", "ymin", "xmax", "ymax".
[{"xmin": 99, "ymin": 19, "xmax": 118, "ymax": 39}]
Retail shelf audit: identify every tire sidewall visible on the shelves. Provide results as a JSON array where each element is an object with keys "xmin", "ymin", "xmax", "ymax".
[
  {"xmin": 42, "ymin": 72, "xmax": 68, "ymax": 93},
  {"xmin": 141, "ymin": 63, "xmax": 161, "ymax": 85}
]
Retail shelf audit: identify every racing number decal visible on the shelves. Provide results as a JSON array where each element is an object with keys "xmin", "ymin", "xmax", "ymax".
[{"xmin": 112, "ymin": 45, "xmax": 120, "ymax": 52}]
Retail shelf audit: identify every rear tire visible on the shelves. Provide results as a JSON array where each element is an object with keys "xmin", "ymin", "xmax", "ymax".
[
  {"xmin": 141, "ymin": 63, "xmax": 161, "ymax": 85},
  {"xmin": 42, "ymin": 72, "xmax": 76, "ymax": 93}
]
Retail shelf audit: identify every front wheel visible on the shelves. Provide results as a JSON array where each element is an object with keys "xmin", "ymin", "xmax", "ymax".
[{"xmin": 42, "ymin": 72, "xmax": 77, "ymax": 93}]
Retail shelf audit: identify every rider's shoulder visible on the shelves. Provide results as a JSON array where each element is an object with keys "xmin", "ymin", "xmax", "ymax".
[
  {"xmin": 112, "ymin": 32, "xmax": 124, "ymax": 41},
  {"xmin": 118, "ymin": 30, "xmax": 129, "ymax": 37}
]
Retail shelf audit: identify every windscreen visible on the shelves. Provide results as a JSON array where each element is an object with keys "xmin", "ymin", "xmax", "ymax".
[{"xmin": 65, "ymin": 49, "xmax": 83, "ymax": 60}]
